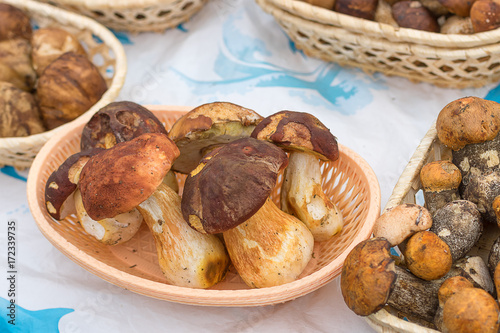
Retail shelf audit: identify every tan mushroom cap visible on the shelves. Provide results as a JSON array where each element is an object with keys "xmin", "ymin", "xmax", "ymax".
[
  {"xmin": 45, "ymin": 148, "xmax": 104, "ymax": 220},
  {"xmin": 438, "ymin": 276, "xmax": 474, "ymax": 307},
  {"xmin": 341, "ymin": 237, "xmax": 397, "ymax": 316},
  {"xmin": 167, "ymin": 102, "xmax": 263, "ymax": 174},
  {"xmin": 443, "ymin": 287, "xmax": 500, "ymax": 333},
  {"xmin": 404, "ymin": 231, "xmax": 452, "ymax": 281},
  {"xmin": 181, "ymin": 137, "xmax": 288, "ymax": 234},
  {"xmin": 251, "ymin": 110, "xmax": 339, "ymax": 161},
  {"xmin": 79, "ymin": 133, "xmax": 180, "ymax": 220},
  {"xmin": 420, "ymin": 160, "xmax": 462, "ymax": 192},
  {"xmin": 436, "ymin": 96, "xmax": 500, "ymax": 150}
]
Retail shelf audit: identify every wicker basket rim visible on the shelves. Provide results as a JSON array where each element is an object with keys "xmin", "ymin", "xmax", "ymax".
[
  {"xmin": 39, "ymin": 0, "xmax": 186, "ymax": 10},
  {"xmin": 265, "ymin": 0, "xmax": 500, "ymax": 49},
  {"xmin": 26, "ymin": 106, "xmax": 382, "ymax": 306},
  {"xmin": 0, "ymin": 0, "xmax": 127, "ymax": 153}
]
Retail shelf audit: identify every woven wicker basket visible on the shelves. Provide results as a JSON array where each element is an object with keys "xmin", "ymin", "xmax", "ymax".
[
  {"xmin": 0, "ymin": 0, "xmax": 126, "ymax": 169},
  {"xmin": 256, "ymin": 0, "xmax": 500, "ymax": 89},
  {"xmin": 26, "ymin": 105, "xmax": 381, "ymax": 306},
  {"xmin": 39, "ymin": 0, "xmax": 208, "ymax": 33},
  {"xmin": 364, "ymin": 122, "xmax": 500, "ymax": 332}
]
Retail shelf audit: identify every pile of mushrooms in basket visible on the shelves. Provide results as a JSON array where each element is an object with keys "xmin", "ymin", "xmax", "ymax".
[
  {"xmin": 44, "ymin": 101, "xmax": 344, "ymax": 289},
  {"xmin": 341, "ymin": 96, "xmax": 500, "ymax": 332}
]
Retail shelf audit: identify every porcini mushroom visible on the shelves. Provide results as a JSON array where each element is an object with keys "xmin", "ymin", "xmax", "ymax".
[
  {"xmin": 334, "ymin": 0, "xmax": 379, "ymax": 20},
  {"xmin": 251, "ymin": 110, "xmax": 343, "ymax": 242},
  {"xmin": 181, "ymin": 137, "xmax": 314, "ymax": 288},
  {"xmin": 167, "ymin": 101, "xmax": 263, "ymax": 174},
  {"xmin": 420, "ymin": 160, "xmax": 462, "ymax": 216},
  {"xmin": 0, "ymin": 4, "xmax": 32, "ymax": 41},
  {"xmin": 434, "ymin": 276, "xmax": 474, "ymax": 331},
  {"xmin": 392, "ymin": 1, "xmax": 440, "ymax": 32},
  {"xmin": 0, "ymin": 38, "xmax": 36, "ymax": 92},
  {"xmin": 470, "ymin": 0, "xmax": 500, "ymax": 32},
  {"xmin": 79, "ymin": 133, "xmax": 229, "ymax": 288}
]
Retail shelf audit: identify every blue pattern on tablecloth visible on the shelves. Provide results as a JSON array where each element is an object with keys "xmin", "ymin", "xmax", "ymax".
[{"xmin": 0, "ymin": 167, "xmax": 27, "ymax": 182}]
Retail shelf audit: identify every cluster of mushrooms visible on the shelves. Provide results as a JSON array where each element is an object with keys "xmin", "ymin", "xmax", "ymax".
[
  {"xmin": 341, "ymin": 96, "xmax": 500, "ymax": 332},
  {"xmin": 44, "ymin": 101, "xmax": 344, "ymax": 289},
  {"xmin": 0, "ymin": 3, "xmax": 107, "ymax": 138},
  {"xmin": 305, "ymin": 0, "xmax": 500, "ymax": 34}
]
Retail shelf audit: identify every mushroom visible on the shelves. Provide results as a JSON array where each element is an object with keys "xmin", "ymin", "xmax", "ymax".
[
  {"xmin": 438, "ymin": 0, "xmax": 476, "ymax": 16},
  {"xmin": 488, "ymin": 235, "xmax": 500, "ymax": 277},
  {"xmin": 470, "ymin": 0, "xmax": 500, "ymax": 32},
  {"xmin": 462, "ymin": 169, "xmax": 500, "ymax": 225},
  {"xmin": 494, "ymin": 261, "xmax": 500, "ymax": 296},
  {"xmin": 442, "ymin": 288, "xmax": 500, "ymax": 333},
  {"xmin": 251, "ymin": 110, "xmax": 343, "ymax": 242},
  {"xmin": 420, "ymin": 0, "xmax": 450, "ymax": 16},
  {"xmin": 181, "ymin": 137, "xmax": 314, "ymax": 288},
  {"xmin": 0, "ymin": 38, "xmax": 36, "ymax": 92},
  {"xmin": 78, "ymin": 133, "xmax": 229, "ymax": 288},
  {"xmin": 167, "ymin": 101, "xmax": 263, "ymax": 174},
  {"xmin": 440, "ymin": 15, "xmax": 475, "ymax": 34},
  {"xmin": 375, "ymin": 0, "xmax": 400, "ymax": 27},
  {"xmin": 434, "ymin": 276, "xmax": 474, "ymax": 331},
  {"xmin": 436, "ymin": 97, "xmax": 500, "ymax": 191},
  {"xmin": 0, "ymin": 81, "xmax": 45, "ymax": 138},
  {"xmin": 334, "ymin": 0, "xmax": 379, "ymax": 20},
  {"xmin": 0, "ymin": 4, "xmax": 32, "ymax": 41},
  {"xmin": 36, "ymin": 52, "xmax": 107, "ymax": 130},
  {"xmin": 392, "ymin": 1, "xmax": 440, "ymax": 32},
  {"xmin": 430, "ymin": 200, "xmax": 483, "ymax": 261},
  {"xmin": 419, "ymin": 160, "xmax": 462, "ymax": 216},
  {"xmin": 31, "ymin": 27, "xmax": 87, "ymax": 76},
  {"xmin": 304, "ymin": 0, "xmax": 336, "ymax": 9},
  {"xmin": 372, "ymin": 203, "xmax": 433, "ymax": 247},
  {"xmin": 403, "ymin": 230, "xmax": 452, "ymax": 281}
]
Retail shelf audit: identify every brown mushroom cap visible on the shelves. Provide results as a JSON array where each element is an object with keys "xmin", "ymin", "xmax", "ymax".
[
  {"xmin": 470, "ymin": 0, "xmax": 500, "ymax": 32},
  {"xmin": 251, "ymin": 110, "xmax": 339, "ymax": 161},
  {"xmin": 392, "ymin": 1, "xmax": 440, "ymax": 32},
  {"xmin": 438, "ymin": 0, "xmax": 476, "ymax": 17},
  {"xmin": 168, "ymin": 102, "xmax": 263, "ymax": 174},
  {"xmin": 404, "ymin": 230, "xmax": 452, "ymax": 281},
  {"xmin": 45, "ymin": 148, "xmax": 103, "ymax": 220},
  {"xmin": 81, "ymin": 101, "xmax": 167, "ymax": 150},
  {"xmin": 0, "ymin": 4, "xmax": 32, "ymax": 41},
  {"xmin": 181, "ymin": 137, "xmax": 288, "ymax": 234},
  {"xmin": 442, "ymin": 288, "xmax": 500, "ymax": 333},
  {"xmin": 420, "ymin": 160, "xmax": 462, "ymax": 192},
  {"xmin": 334, "ymin": 0, "xmax": 379, "ymax": 20},
  {"xmin": 436, "ymin": 97, "xmax": 500, "ymax": 151},
  {"xmin": 79, "ymin": 133, "xmax": 179, "ymax": 220},
  {"xmin": 340, "ymin": 237, "xmax": 397, "ymax": 316},
  {"xmin": 438, "ymin": 276, "xmax": 474, "ymax": 307}
]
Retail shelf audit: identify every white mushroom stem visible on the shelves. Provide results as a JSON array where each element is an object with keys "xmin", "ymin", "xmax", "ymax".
[
  {"xmin": 223, "ymin": 198, "xmax": 314, "ymax": 288},
  {"xmin": 281, "ymin": 151, "xmax": 343, "ymax": 242},
  {"xmin": 74, "ymin": 189, "xmax": 143, "ymax": 246},
  {"xmin": 137, "ymin": 183, "xmax": 229, "ymax": 289}
]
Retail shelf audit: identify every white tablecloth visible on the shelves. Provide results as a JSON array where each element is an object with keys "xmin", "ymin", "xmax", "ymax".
[{"xmin": 0, "ymin": 0, "xmax": 493, "ymax": 332}]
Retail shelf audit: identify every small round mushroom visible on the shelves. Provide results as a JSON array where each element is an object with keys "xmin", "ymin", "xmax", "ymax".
[
  {"xmin": 430, "ymin": 200, "xmax": 483, "ymax": 261},
  {"xmin": 0, "ymin": 38, "xmax": 36, "ymax": 92},
  {"xmin": 0, "ymin": 4, "xmax": 32, "ymax": 41},
  {"xmin": 372, "ymin": 203, "xmax": 433, "ymax": 247},
  {"xmin": 251, "ymin": 110, "xmax": 343, "ymax": 242},
  {"xmin": 420, "ymin": 160, "xmax": 462, "ymax": 216},
  {"xmin": 334, "ymin": 0, "xmax": 379, "ymax": 20},
  {"xmin": 31, "ymin": 27, "xmax": 87, "ymax": 76},
  {"xmin": 181, "ymin": 137, "xmax": 314, "ymax": 288},
  {"xmin": 167, "ymin": 101, "xmax": 263, "ymax": 174},
  {"xmin": 442, "ymin": 288, "xmax": 500, "ymax": 333},
  {"xmin": 0, "ymin": 81, "xmax": 45, "ymax": 138},
  {"xmin": 392, "ymin": 1, "xmax": 440, "ymax": 32},
  {"xmin": 36, "ymin": 52, "xmax": 107, "ymax": 130},
  {"xmin": 440, "ymin": 15, "xmax": 475, "ymax": 34},
  {"xmin": 470, "ymin": 0, "xmax": 500, "ymax": 32},
  {"xmin": 434, "ymin": 276, "xmax": 474, "ymax": 331},
  {"xmin": 462, "ymin": 169, "xmax": 500, "ymax": 225},
  {"xmin": 404, "ymin": 230, "xmax": 452, "ymax": 281},
  {"xmin": 79, "ymin": 133, "xmax": 229, "ymax": 288}
]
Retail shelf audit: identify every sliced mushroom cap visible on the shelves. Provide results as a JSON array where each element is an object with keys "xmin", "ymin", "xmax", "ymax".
[
  {"xmin": 81, "ymin": 101, "xmax": 168, "ymax": 150},
  {"xmin": 251, "ymin": 110, "xmax": 339, "ymax": 161},
  {"xmin": 78, "ymin": 133, "xmax": 180, "ymax": 220},
  {"xmin": 181, "ymin": 137, "xmax": 288, "ymax": 234},
  {"xmin": 341, "ymin": 237, "xmax": 397, "ymax": 316},
  {"xmin": 45, "ymin": 148, "xmax": 103, "ymax": 220},
  {"xmin": 168, "ymin": 102, "xmax": 263, "ymax": 174},
  {"xmin": 0, "ymin": 4, "xmax": 32, "ymax": 41}
]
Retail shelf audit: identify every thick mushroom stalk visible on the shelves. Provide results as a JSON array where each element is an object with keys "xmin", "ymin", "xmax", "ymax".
[
  {"xmin": 79, "ymin": 133, "xmax": 229, "ymax": 289},
  {"xmin": 251, "ymin": 110, "xmax": 343, "ymax": 241},
  {"xmin": 281, "ymin": 151, "xmax": 343, "ymax": 241}
]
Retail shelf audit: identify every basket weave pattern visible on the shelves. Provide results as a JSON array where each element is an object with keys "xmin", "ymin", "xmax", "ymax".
[
  {"xmin": 27, "ymin": 106, "xmax": 381, "ymax": 306},
  {"xmin": 256, "ymin": 0, "xmax": 500, "ymax": 88},
  {"xmin": 0, "ymin": 0, "xmax": 126, "ymax": 169},
  {"xmin": 40, "ymin": 0, "xmax": 208, "ymax": 33}
]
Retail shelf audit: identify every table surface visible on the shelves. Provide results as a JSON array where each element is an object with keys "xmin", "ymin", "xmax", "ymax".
[{"xmin": 1, "ymin": 1, "xmax": 496, "ymax": 332}]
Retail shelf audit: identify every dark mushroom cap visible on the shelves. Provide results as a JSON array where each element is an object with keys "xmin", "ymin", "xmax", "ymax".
[
  {"xmin": 79, "ymin": 133, "xmax": 179, "ymax": 220},
  {"xmin": 81, "ymin": 101, "xmax": 167, "ymax": 150},
  {"xmin": 45, "ymin": 148, "xmax": 103, "ymax": 220},
  {"xmin": 436, "ymin": 97, "xmax": 500, "ymax": 151},
  {"xmin": 251, "ymin": 110, "xmax": 339, "ymax": 161},
  {"xmin": 181, "ymin": 137, "xmax": 288, "ymax": 234},
  {"xmin": 167, "ymin": 102, "xmax": 263, "ymax": 174},
  {"xmin": 340, "ymin": 237, "xmax": 397, "ymax": 316},
  {"xmin": 0, "ymin": 4, "xmax": 32, "ymax": 41}
]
